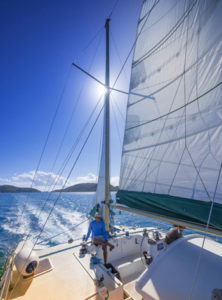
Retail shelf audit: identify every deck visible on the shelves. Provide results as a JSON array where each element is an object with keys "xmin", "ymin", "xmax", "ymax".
[
  {"xmin": 3, "ymin": 227, "xmax": 155, "ymax": 300},
  {"xmin": 8, "ymin": 242, "xmax": 111, "ymax": 300}
]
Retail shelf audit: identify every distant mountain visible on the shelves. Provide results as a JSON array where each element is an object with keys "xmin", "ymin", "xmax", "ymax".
[
  {"xmin": 0, "ymin": 183, "xmax": 119, "ymax": 193},
  {"xmin": 53, "ymin": 183, "xmax": 118, "ymax": 192},
  {"xmin": 0, "ymin": 185, "xmax": 40, "ymax": 193}
]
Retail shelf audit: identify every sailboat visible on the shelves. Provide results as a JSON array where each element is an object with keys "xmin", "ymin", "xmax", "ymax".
[{"xmin": 1, "ymin": 0, "xmax": 222, "ymax": 299}]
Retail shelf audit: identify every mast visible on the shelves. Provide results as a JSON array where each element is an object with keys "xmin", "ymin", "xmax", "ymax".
[{"xmin": 104, "ymin": 18, "xmax": 110, "ymax": 232}]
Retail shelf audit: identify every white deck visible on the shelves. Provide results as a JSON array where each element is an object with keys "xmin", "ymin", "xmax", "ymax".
[
  {"xmin": 9, "ymin": 242, "xmax": 104, "ymax": 300},
  {"xmin": 4, "ymin": 227, "xmax": 155, "ymax": 300}
]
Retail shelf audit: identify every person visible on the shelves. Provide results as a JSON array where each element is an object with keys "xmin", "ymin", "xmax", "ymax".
[
  {"xmin": 85, "ymin": 212, "xmax": 114, "ymax": 265},
  {"xmin": 164, "ymin": 224, "xmax": 185, "ymax": 245}
]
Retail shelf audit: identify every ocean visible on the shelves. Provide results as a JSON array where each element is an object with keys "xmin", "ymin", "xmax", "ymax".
[{"xmin": 0, "ymin": 192, "xmax": 221, "ymax": 275}]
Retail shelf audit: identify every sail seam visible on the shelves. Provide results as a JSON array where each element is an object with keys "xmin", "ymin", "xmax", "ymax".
[
  {"xmin": 128, "ymin": 33, "xmax": 222, "ymax": 108},
  {"xmin": 119, "ymin": 177, "xmax": 222, "ymax": 199},
  {"xmin": 126, "ymin": 80, "xmax": 222, "ymax": 131},
  {"xmin": 124, "ymin": 154, "xmax": 219, "ymax": 172},
  {"xmin": 123, "ymin": 121, "xmax": 222, "ymax": 153},
  {"xmin": 133, "ymin": 0, "xmax": 198, "ymax": 67}
]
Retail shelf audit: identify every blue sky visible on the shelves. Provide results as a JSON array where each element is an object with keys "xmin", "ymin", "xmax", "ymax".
[{"xmin": 0, "ymin": 0, "xmax": 141, "ymax": 190}]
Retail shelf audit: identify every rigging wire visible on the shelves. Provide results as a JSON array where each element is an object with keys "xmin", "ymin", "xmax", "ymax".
[
  {"xmin": 8, "ymin": 103, "xmax": 105, "ymax": 298},
  {"xmin": 105, "ymin": 0, "xmax": 160, "ymax": 192},
  {"xmin": 133, "ymin": 0, "xmax": 198, "ymax": 67},
  {"xmin": 111, "ymin": 98, "xmax": 124, "ymax": 147},
  {"xmin": 15, "ymin": 65, "xmax": 73, "ymax": 226},
  {"xmin": 25, "ymin": 97, "xmax": 103, "ymax": 233},
  {"xmin": 108, "ymin": 0, "xmax": 120, "ymax": 19},
  {"xmin": 80, "ymin": 26, "xmax": 103, "ymax": 54},
  {"xmin": 40, "ymin": 28, "xmax": 103, "ymax": 194},
  {"xmin": 3, "ymin": 94, "xmax": 103, "ymax": 252},
  {"xmin": 124, "ymin": 80, "xmax": 222, "ymax": 135},
  {"xmin": 36, "ymin": 218, "xmax": 89, "ymax": 245},
  {"xmin": 49, "ymin": 97, "xmax": 103, "ymax": 189},
  {"xmin": 110, "ymin": 30, "xmax": 129, "ymax": 84},
  {"xmin": 4, "ymin": 67, "xmax": 73, "ymax": 254},
  {"xmin": 6, "ymin": 0, "xmax": 159, "ymax": 290},
  {"xmin": 128, "ymin": 28, "xmax": 222, "ymax": 109},
  {"xmin": 113, "ymin": 96, "xmax": 125, "ymax": 122},
  {"xmin": 111, "ymin": 0, "xmax": 160, "ymax": 91},
  {"xmin": 120, "ymin": 8, "xmax": 222, "ymax": 299},
  {"xmin": 71, "ymin": 62, "xmax": 155, "ymax": 100},
  {"xmin": 4, "ymin": 26, "xmax": 104, "ymax": 248},
  {"xmin": 71, "ymin": 0, "xmax": 159, "ymax": 102}
]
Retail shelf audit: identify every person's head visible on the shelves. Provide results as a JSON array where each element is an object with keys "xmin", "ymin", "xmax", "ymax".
[{"xmin": 95, "ymin": 212, "xmax": 102, "ymax": 222}]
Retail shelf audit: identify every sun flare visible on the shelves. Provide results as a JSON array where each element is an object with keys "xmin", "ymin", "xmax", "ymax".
[{"xmin": 96, "ymin": 84, "xmax": 107, "ymax": 97}]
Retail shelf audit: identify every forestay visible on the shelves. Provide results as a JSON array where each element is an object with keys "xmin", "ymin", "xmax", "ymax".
[{"xmin": 117, "ymin": 0, "xmax": 222, "ymax": 231}]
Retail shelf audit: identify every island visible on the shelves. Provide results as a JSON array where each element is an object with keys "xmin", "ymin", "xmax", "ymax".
[
  {"xmin": 53, "ymin": 183, "xmax": 118, "ymax": 192},
  {"xmin": 0, "ymin": 185, "xmax": 40, "ymax": 193},
  {"xmin": 0, "ymin": 183, "xmax": 118, "ymax": 193}
]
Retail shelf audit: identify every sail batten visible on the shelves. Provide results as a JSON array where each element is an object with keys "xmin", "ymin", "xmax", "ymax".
[{"xmin": 118, "ymin": 0, "xmax": 222, "ymax": 231}]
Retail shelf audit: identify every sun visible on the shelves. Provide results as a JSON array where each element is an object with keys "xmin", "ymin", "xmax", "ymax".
[{"xmin": 96, "ymin": 84, "xmax": 107, "ymax": 97}]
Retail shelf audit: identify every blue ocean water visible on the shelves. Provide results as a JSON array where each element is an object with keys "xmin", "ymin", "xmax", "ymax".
[{"xmin": 0, "ymin": 192, "xmax": 221, "ymax": 275}]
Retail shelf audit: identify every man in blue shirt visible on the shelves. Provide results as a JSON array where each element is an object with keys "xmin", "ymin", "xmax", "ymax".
[{"xmin": 85, "ymin": 212, "xmax": 114, "ymax": 264}]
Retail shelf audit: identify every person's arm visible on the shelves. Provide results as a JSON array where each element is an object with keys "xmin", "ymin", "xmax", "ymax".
[
  {"xmin": 85, "ymin": 222, "xmax": 92, "ymax": 241},
  {"xmin": 102, "ymin": 222, "xmax": 108, "ymax": 241}
]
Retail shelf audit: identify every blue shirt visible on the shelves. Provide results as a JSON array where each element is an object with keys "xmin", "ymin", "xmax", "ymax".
[{"xmin": 85, "ymin": 220, "xmax": 108, "ymax": 241}]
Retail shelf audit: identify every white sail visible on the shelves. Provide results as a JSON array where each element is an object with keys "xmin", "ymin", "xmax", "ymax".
[{"xmin": 118, "ymin": 0, "xmax": 222, "ymax": 228}]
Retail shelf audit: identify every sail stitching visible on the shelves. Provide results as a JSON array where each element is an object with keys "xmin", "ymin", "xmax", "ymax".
[
  {"xmin": 130, "ymin": 77, "xmax": 185, "ymax": 190},
  {"xmin": 119, "ymin": 0, "xmax": 160, "ymax": 188},
  {"xmin": 133, "ymin": 0, "xmax": 198, "ymax": 67},
  {"xmin": 127, "ymin": 33, "xmax": 222, "ymax": 109},
  {"xmin": 126, "ymin": 80, "xmax": 222, "ymax": 131},
  {"xmin": 123, "ymin": 121, "xmax": 221, "ymax": 154},
  {"xmin": 124, "ymin": 154, "xmax": 220, "ymax": 172},
  {"xmin": 124, "ymin": 0, "xmax": 194, "ymax": 190}
]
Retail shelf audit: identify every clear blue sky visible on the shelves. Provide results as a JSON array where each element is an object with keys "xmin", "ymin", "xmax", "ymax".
[{"xmin": 0, "ymin": 0, "xmax": 141, "ymax": 189}]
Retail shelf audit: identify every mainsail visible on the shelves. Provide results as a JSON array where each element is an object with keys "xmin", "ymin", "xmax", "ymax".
[{"xmin": 117, "ymin": 0, "xmax": 222, "ymax": 232}]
